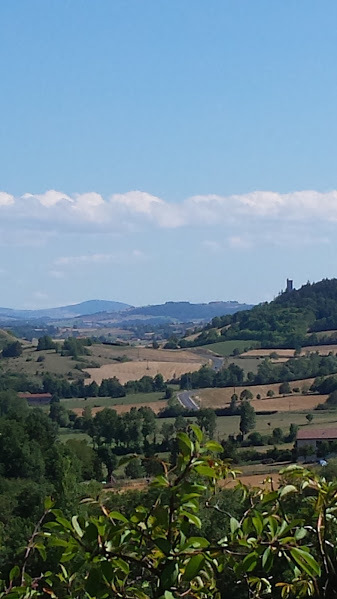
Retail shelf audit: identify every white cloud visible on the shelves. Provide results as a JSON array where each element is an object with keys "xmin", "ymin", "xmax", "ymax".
[
  {"xmin": 2, "ymin": 188, "xmax": 337, "ymax": 242},
  {"xmin": 202, "ymin": 240, "xmax": 223, "ymax": 252},
  {"xmin": 0, "ymin": 192, "xmax": 14, "ymax": 206},
  {"xmin": 49, "ymin": 270, "xmax": 65, "ymax": 279},
  {"xmin": 227, "ymin": 236, "xmax": 252, "ymax": 250},
  {"xmin": 54, "ymin": 250, "xmax": 145, "ymax": 267}
]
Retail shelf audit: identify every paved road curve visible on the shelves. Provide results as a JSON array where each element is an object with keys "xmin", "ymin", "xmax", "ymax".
[{"xmin": 177, "ymin": 390, "xmax": 200, "ymax": 411}]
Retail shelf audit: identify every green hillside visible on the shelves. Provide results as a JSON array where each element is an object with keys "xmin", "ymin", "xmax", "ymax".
[
  {"xmin": 180, "ymin": 278, "xmax": 337, "ymax": 349},
  {"xmin": 0, "ymin": 329, "xmax": 17, "ymax": 349}
]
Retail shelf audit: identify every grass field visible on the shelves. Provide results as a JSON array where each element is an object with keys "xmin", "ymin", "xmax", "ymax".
[
  {"xmin": 199, "ymin": 340, "xmax": 258, "ymax": 357},
  {"xmin": 3, "ymin": 346, "xmax": 81, "ymax": 379},
  {"xmin": 61, "ymin": 391, "xmax": 167, "ymax": 411}
]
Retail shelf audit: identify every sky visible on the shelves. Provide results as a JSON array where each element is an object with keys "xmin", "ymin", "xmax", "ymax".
[{"xmin": 1, "ymin": 1, "xmax": 337, "ymax": 308}]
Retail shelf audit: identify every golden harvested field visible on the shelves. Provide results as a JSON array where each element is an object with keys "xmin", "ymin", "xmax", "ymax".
[
  {"xmin": 301, "ymin": 344, "xmax": 337, "ymax": 355},
  {"xmin": 223, "ymin": 463, "xmax": 287, "ymax": 489},
  {"xmin": 244, "ymin": 345, "xmax": 337, "ymax": 359},
  {"xmin": 72, "ymin": 400, "xmax": 167, "ymax": 417},
  {"xmin": 84, "ymin": 360, "xmax": 203, "ymax": 385},
  {"xmin": 89, "ymin": 344, "xmax": 206, "ymax": 366},
  {"xmin": 245, "ymin": 349, "xmax": 295, "ymax": 358},
  {"xmin": 197, "ymin": 378, "xmax": 317, "ymax": 410}
]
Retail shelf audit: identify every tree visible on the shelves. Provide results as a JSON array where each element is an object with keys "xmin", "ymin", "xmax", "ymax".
[
  {"xmin": 240, "ymin": 389, "xmax": 253, "ymax": 401},
  {"xmin": 138, "ymin": 406, "xmax": 156, "ymax": 442},
  {"xmin": 125, "ymin": 458, "xmax": 145, "ymax": 479},
  {"xmin": 287, "ymin": 423, "xmax": 299, "ymax": 442},
  {"xmin": 306, "ymin": 413, "xmax": 314, "ymax": 424},
  {"xmin": 272, "ymin": 427, "xmax": 284, "ymax": 443},
  {"xmin": 152, "ymin": 340, "xmax": 159, "ymax": 349},
  {"xmin": 2, "ymin": 341, "xmax": 22, "ymax": 358},
  {"xmin": 196, "ymin": 408, "xmax": 216, "ymax": 438},
  {"xmin": 153, "ymin": 373, "xmax": 165, "ymax": 391},
  {"xmin": 164, "ymin": 387, "xmax": 173, "ymax": 399},
  {"xmin": 161, "ymin": 422, "xmax": 175, "ymax": 445},
  {"xmin": 230, "ymin": 393, "xmax": 238, "ymax": 414},
  {"xmin": 37, "ymin": 335, "xmax": 56, "ymax": 351},
  {"xmin": 239, "ymin": 401, "xmax": 256, "ymax": 438},
  {"xmin": 279, "ymin": 381, "xmax": 291, "ymax": 394},
  {"xmin": 248, "ymin": 431, "xmax": 264, "ymax": 446},
  {"xmin": 267, "ymin": 389, "xmax": 275, "ymax": 397},
  {"xmin": 7, "ymin": 427, "xmax": 330, "ymax": 599}
]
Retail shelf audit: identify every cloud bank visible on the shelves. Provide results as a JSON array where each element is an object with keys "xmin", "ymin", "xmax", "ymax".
[{"xmin": 1, "ymin": 188, "xmax": 337, "ymax": 233}]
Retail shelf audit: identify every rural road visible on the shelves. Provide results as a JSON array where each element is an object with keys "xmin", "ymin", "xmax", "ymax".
[
  {"xmin": 177, "ymin": 351, "xmax": 225, "ymax": 411},
  {"xmin": 177, "ymin": 390, "xmax": 200, "ymax": 411}
]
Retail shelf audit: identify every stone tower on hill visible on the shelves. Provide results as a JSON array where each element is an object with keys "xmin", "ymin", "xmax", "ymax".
[{"xmin": 286, "ymin": 278, "xmax": 293, "ymax": 293}]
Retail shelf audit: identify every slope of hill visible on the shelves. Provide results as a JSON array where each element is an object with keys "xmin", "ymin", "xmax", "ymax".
[
  {"xmin": 182, "ymin": 279, "xmax": 337, "ymax": 349},
  {"xmin": 0, "ymin": 329, "xmax": 17, "ymax": 349},
  {"xmin": 125, "ymin": 301, "xmax": 254, "ymax": 322}
]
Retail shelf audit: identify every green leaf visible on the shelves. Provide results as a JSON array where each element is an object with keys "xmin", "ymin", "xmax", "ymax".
[
  {"xmin": 55, "ymin": 516, "xmax": 72, "ymax": 531},
  {"xmin": 9, "ymin": 566, "xmax": 20, "ymax": 582},
  {"xmin": 109, "ymin": 511, "xmax": 128, "ymax": 523},
  {"xmin": 151, "ymin": 475, "xmax": 170, "ymax": 488},
  {"xmin": 230, "ymin": 517, "xmax": 240, "ymax": 534},
  {"xmin": 71, "ymin": 515, "xmax": 83, "ymax": 538},
  {"xmin": 154, "ymin": 537, "xmax": 172, "ymax": 556},
  {"xmin": 183, "ymin": 554, "xmax": 205, "ymax": 581},
  {"xmin": 252, "ymin": 515, "xmax": 263, "ymax": 536},
  {"xmin": 279, "ymin": 485, "xmax": 297, "ymax": 498},
  {"xmin": 241, "ymin": 551, "xmax": 258, "ymax": 572},
  {"xmin": 113, "ymin": 558, "xmax": 130, "ymax": 575},
  {"xmin": 84, "ymin": 522, "xmax": 98, "ymax": 542},
  {"xmin": 190, "ymin": 424, "xmax": 203, "ymax": 442},
  {"xmin": 205, "ymin": 440, "xmax": 223, "ymax": 453},
  {"xmin": 44, "ymin": 497, "xmax": 54, "ymax": 511},
  {"xmin": 262, "ymin": 546, "xmax": 273, "ymax": 572},
  {"xmin": 177, "ymin": 432, "xmax": 194, "ymax": 456},
  {"xmin": 160, "ymin": 562, "xmax": 179, "ymax": 589},
  {"xmin": 181, "ymin": 537, "xmax": 210, "ymax": 550},
  {"xmin": 294, "ymin": 527, "xmax": 307, "ymax": 540},
  {"xmin": 180, "ymin": 511, "xmax": 202, "ymax": 529},
  {"xmin": 290, "ymin": 547, "xmax": 321, "ymax": 577},
  {"xmin": 195, "ymin": 465, "xmax": 216, "ymax": 478}
]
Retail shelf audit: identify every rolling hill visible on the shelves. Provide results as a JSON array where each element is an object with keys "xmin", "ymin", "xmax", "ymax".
[{"xmin": 180, "ymin": 278, "xmax": 337, "ymax": 349}]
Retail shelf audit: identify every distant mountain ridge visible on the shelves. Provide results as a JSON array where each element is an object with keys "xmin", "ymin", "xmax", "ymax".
[
  {"xmin": 0, "ymin": 300, "xmax": 131, "ymax": 321},
  {"xmin": 125, "ymin": 301, "xmax": 254, "ymax": 322},
  {"xmin": 0, "ymin": 299, "xmax": 254, "ymax": 324}
]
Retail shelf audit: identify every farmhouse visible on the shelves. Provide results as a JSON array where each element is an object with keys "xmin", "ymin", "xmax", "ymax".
[
  {"xmin": 18, "ymin": 392, "xmax": 52, "ymax": 405},
  {"xmin": 296, "ymin": 428, "xmax": 337, "ymax": 455}
]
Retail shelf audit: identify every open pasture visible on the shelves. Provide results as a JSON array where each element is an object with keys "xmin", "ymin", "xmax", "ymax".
[
  {"xmin": 61, "ymin": 391, "xmax": 166, "ymax": 411},
  {"xmin": 89, "ymin": 344, "xmax": 205, "ymax": 366},
  {"xmin": 199, "ymin": 340, "xmax": 258, "ymax": 357},
  {"xmin": 196, "ymin": 378, "xmax": 317, "ymax": 410},
  {"xmin": 84, "ymin": 359, "xmax": 203, "ymax": 385},
  {"xmin": 244, "ymin": 345, "xmax": 337, "ymax": 359}
]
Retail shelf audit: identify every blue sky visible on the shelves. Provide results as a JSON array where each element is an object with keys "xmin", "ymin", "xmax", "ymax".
[{"xmin": 1, "ymin": 1, "xmax": 337, "ymax": 308}]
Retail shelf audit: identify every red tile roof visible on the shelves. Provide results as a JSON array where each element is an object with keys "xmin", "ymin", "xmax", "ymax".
[{"xmin": 297, "ymin": 428, "xmax": 337, "ymax": 441}]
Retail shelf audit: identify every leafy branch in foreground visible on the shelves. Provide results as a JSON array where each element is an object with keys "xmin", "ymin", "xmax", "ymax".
[{"xmin": 3, "ymin": 425, "xmax": 337, "ymax": 598}]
